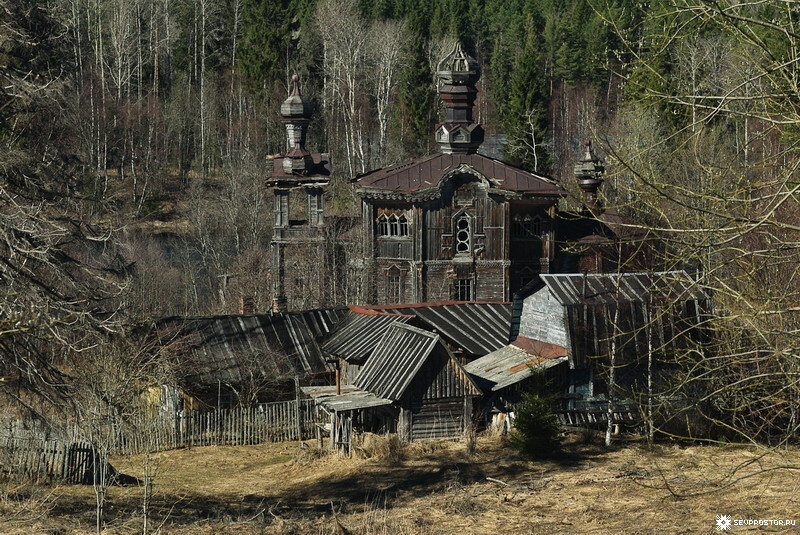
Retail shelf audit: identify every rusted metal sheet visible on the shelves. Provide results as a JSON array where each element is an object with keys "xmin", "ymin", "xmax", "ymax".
[
  {"xmin": 464, "ymin": 337, "xmax": 568, "ymax": 392},
  {"xmin": 354, "ymin": 153, "xmax": 564, "ymax": 196},
  {"xmin": 362, "ymin": 302, "xmax": 512, "ymax": 356},
  {"xmin": 320, "ymin": 308, "xmax": 413, "ymax": 364}
]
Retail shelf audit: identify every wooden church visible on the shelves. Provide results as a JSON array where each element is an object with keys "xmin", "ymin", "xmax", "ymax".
[{"xmin": 267, "ymin": 43, "xmax": 644, "ymax": 312}]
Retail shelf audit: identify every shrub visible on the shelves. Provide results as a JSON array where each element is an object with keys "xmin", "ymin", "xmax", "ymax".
[{"xmin": 508, "ymin": 392, "xmax": 562, "ymax": 458}]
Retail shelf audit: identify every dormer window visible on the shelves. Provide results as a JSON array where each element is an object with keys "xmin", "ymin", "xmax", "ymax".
[
  {"xmin": 377, "ymin": 210, "xmax": 409, "ymax": 237},
  {"xmin": 455, "ymin": 214, "xmax": 471, "ymax": 253}
]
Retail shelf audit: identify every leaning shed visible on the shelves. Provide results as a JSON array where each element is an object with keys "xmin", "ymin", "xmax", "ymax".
[
  {"xmin": 518, "ymin": 271, "xmax": 709, "ymax": 409},
  {"xmin": 354, "ymin": 323, "xmax": 482, "ymax": 441},
  {"xmin": 155, "ymin": 308, "xmax": 345, "ymax": 407},
  {"xmin": 304, "ymin": 323, "xmax": 482, "ymax": 450},
  {"xmin": 464, "ymin": 337, "xmax": 568, "ymax": 430},
  {"xmin": 359, "ymin": 302, "xmax": 512, "ymax": 359},
  {"xmin": 319, "ymin": 307, "xmax": 414, "ymax": 383}
]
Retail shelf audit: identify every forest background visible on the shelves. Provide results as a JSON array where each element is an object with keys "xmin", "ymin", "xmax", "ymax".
[{"xmin": 3, "ymin": 0, "xmax": 666, "ymax": 319}]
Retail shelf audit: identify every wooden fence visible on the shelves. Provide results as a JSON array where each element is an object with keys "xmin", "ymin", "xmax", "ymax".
[
  {"xmin": 116, "ymin": 399, "xmax": 319, "ymax": 454},
  {"xmin": 0, "ymin": 436, "xmax": 98, "ymax": 484},
  {"xmin": 0, "ymin": 399, "xmax": 319, "ymax": 482}
]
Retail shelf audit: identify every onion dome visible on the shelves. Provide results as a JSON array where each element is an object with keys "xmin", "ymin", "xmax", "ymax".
[
  {"xmin": 280, "ymin": 74, "xmax": 312, "ymax": 120},
  {"xmin": 574, "ymin": 139, "xmax": 605, "ymax": 210},
  {"xmin": 436, "ymin": 42, "xmax": 479, "ymax": 85}
]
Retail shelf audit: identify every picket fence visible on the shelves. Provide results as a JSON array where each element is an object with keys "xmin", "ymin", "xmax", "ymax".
[
  {"xmin": 116, "ymin": 399, "xmax": 319, "ymax": 454},
  {"xmin": 0, "ymin": 399, "xmax": 320, "ymax": 483}
]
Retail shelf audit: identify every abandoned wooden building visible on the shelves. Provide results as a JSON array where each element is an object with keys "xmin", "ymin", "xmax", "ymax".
[
  {"xmin": 266, "ymin": 41, "xmax": 648, "ymax": 313},
  {"xmin": 303, "ymin": 322, "xmax": 481, "ymax": 451},
  {"xmin": 460, "ymin": 271, "xmax": 708, "ymax": 429},
  {"xmin": 151, "ymin": 308, "xmax": 345, "ymax": 409},
  {"xmin": 146, "ymin": 42, "xmax": 688, "ymax": 446}
]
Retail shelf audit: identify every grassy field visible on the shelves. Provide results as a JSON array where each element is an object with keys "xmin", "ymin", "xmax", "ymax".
[{"xmin": 1, "ymin": 433, "xmax": 798, "ymax": 534}]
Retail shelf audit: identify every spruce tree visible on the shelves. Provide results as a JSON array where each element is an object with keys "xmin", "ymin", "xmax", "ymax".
[
  {"xmin": 505, "ymin": 16, "xmax": 550, "ymax": 172},
  {"xmin": 396, "ymin": 6, "xmax": 434, "ymax": 156},
  {"xmin": 238, "ymin": 0, "xmax": 291, "ymax": 91}
]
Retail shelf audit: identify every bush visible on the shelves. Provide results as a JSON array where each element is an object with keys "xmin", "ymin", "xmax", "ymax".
[{"xmin": 508, "ymin": 392, "xmax": 562, "ymax": 458}]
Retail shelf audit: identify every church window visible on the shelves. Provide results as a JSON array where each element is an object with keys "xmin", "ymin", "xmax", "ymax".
[
  {"xmin": 386, "ymin": 270, "xmax": 403, "ymax": 303},
  {"xmin": 455, "ymin": 214, "xmax": 471, "ymax": 253},
  {"xmin": 398, "ymin": 215, "xmax": 409, "ymax": 236},
  {"xmin": 454, "ymin": 278, "xmax": 473, "ymax": 301},
  {"xmin": 377, "ymin": 211, "xmax": 409, "ymax": 237}
]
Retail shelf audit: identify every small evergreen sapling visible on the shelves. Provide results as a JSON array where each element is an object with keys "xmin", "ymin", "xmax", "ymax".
[{"xmin": 509, "ymin": 373, "xmax": 562, "ymax": 458}]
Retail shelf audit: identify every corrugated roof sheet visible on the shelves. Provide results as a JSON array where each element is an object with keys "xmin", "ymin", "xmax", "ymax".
[
  {"xmin": 320, "ymin": 308, "xmax": 413, "ymax": 364},
  {"xmin": 157, "ymin": 309, "xmax": 345, "ymax": 388},
  {"xmin": 354, "ymin": 153, "xmax": 564, "ymax": 195},
  {"xmin": 362, "ymin": 302, "xmax": 512, "ymax": 356},
  {"xmin": 464, "ymin": 337, "xmax": 568, "ymax": 391},
  {"xmin": 354, "ymin": 324, "xmax": 441, "ymax": 401},
  {"xmin": 541, "ymin": 271, "xmax": 708, "ymax": 306}
]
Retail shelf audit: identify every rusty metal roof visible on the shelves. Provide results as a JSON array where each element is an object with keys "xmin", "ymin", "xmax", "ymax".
[
  {"xmin": 361, "ymin": 302, "xmax": 513, "ymax": 356},
  {"xmin": 540, "ymin": 271, "xmax": 708, "ymax": 306},
  {"xmin": 464, "ymin": 337, "xmax": 568, "ymax": 392},
  {"xmin": 354, "ymin": 324, "xmax": 443, "ymax": 401},
  {"xmin": 157, "ymin": 309, "xmax": 345, "ymax": 388},
  {"xmin": 321, "ymin": 307, "xmax": 413, "ymax": 364},
  {"xmin": 354, "ymin": 153, "xmax": 564, "ymax": 196},
  {"xmin": 268, "ymin": 153, "xmax": 331, "ymax": 181}
]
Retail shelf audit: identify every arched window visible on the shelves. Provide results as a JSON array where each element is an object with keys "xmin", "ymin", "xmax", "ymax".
[
  {"xmin": 377, "ymin": 214, "xmax": 389, "ymax": 236},
  {"xmin": 398, "ymin": 214, "xmax": 409, "ymax": 237},
  {"xmin": 455, "ymin": 214, "xmax": 471, "ymax": 253},
  {"xmin": 389, "ymin": 214, "xmax": 399, "ymax": 236}
]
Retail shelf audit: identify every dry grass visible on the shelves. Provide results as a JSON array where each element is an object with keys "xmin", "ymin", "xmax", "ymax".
[{"xmin": 1, "ymin": 435, "xmax": 799, "ymax": 534}]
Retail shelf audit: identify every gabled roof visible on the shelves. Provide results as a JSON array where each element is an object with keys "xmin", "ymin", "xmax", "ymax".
[
  {"xmin": 353, "ymin": 153, "xmax": 564, "ymax": 198},
  {"xmin": 360, "ymin": 302, "xmax": 512, "ymax": 356},
  {"xmin": 464, "ymin": 337, "xmax": 568, "ymax": 392},
  {"xmin": 320, "ymin": 307, "xmax": 413, "ymax": 364},
  {"xmin": 155, "ymin": 308, "xmax": 345, "ymax": 388},
  {"xmin": 354, "ymin": 324, "xmax": 441, "ymax": 401},
  {"xmin": 541, "ymin": 271, "xmax": 708, "ymax": 306}
]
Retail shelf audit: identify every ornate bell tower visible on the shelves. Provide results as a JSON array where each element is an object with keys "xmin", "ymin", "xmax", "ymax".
[
  {"xmin": 267, "ymin": 74, "xmax": 331, "ymax": 312},
  {"xmin": 435, "ymin": 42, "xmax": 484, "ymax": 154}
]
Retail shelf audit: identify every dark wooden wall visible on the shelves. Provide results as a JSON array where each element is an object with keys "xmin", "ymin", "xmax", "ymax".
[{"xmin": 366, "ymin": 174, "xmax": 558, "ymax": 305}]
